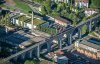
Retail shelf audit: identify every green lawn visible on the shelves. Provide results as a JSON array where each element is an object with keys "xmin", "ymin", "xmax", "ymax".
[
  {"xmin": 24, "ymin": 18, "xmax": 45, "ymax": 26},
  {"xmin": 33, "ymin": 19, "xmax": 45, "ymax": 25},
  {"xmin": 40, "ymin": 60, "xmax": 55, "ymax": 64},
  {"xmin": 18, "ymin": 15, "xmax": 29, "ymax": 21},
  {"xmin": 82, "ymin": 25, "xmax": 87, "ymax": 34},
  {"xmin": 0, "ymin": 4, "xmax": 6, "ymax": 8},
  {"xmin": 14, "ymin": 0, "xmax": 31, "ymax": 13}
]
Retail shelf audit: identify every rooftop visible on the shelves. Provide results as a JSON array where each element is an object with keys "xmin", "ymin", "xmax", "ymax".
[
  {"xmin": 5, "ymin": 30, "xmax": 50, "ymax": 47},
  {"xmin": 54, "ymin": 16, "xmax": 71, "ymax": 24},
  {"xmin": 80, "ymin": 40, "xmax": 100, "ymax": 50}
]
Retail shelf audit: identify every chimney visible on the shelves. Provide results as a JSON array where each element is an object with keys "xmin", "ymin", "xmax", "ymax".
[{"xmin": 31, "ymin": 11, "xmax": 34, "ymax": 33}]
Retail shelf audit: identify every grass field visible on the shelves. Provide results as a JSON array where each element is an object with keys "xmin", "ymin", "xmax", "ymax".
[{"xmin": 14, "ymin": 0, "xmax": 31, "ymax": 13}]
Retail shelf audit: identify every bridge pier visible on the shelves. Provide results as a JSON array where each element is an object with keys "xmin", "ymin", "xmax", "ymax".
[
  {"xmin": 78, "ymin": 27, "xmax": 82, "ymax": 38},
  {"xmin": 58, "ymin": 38, "xmax": 62, "ymax": 49},
  {"xmin": 57, "ymin": 33, "xmax": 63, "ymax": 49},
  {"xmin": 29, "ymin": 50, "xmax": 33, "ymax": 59},
  {"xmin": 36, "ymin": 44, "xmax": 40, "ymax": 59},
  {"xmin": 86, "ymin": 21, "xmax": 92, "ymax": 33},
  {"xmin": 67, "ymin": 33, "xmax": 72, "ymax": 45},
  {"xmin": 93, "ymin": 20, "xmax": 97, "ymax": 30},
  {"xmin": 47, "ymin": 38, "xmax": 53, "ymax": 52},
  {"xmin": 47, "ymin": 42, "xmax": 51, "ymax": 52},
  {"xmin": 21, "ymin": 53, "xmax": 25, "ymax": 60}
]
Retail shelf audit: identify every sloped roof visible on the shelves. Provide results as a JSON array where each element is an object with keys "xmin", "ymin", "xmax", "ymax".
[{"xmin": 54, "ymin": 16, "xmax": 71, "ymax": 24}]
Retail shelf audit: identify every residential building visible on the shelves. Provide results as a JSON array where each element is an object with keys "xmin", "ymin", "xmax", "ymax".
[
  {"xmin": 53, "ymin": 16, "xmax": 71, "ymax": 27},
  {"xmin": 85, "ymin": 8, "xmax": 98, "ymax": 17},
  {"xmin": 74, "ymin": 40, "xmax": 100, "ymax": 60},
  {"xmin": 75, "ymin": 0, "xmax": 89, "ymax": 8}
]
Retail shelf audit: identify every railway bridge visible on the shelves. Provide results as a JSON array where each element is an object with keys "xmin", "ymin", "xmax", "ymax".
[{"xmin": 0, "ymin": 14, "xmax": 100, "ymax": 64}]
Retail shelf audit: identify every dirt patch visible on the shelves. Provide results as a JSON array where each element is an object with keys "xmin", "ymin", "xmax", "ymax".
[{"xmin": 6, "ymin": 0, "xmax": 16, "ymax": 6}]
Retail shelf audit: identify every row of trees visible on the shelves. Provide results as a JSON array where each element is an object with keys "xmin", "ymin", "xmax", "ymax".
[
  {"xmin": 0, "ymin": 13, "xmax": 13, "ymax": 27},
  {"xmin": 24, "ymin": 60, "xmax": 36, "ymax": 64},
  {"xmin": 91, "ymin": 0, "xmax": 100, "ymax": 9},
  {"xmin": 38, "ymin": 25, "xmax": 57, "ymax": 35}
]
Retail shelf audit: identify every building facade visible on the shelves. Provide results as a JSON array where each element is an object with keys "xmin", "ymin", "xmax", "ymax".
[
  {"xmin": 85, "ymin": 8, "xmax": 97, "ymax": 17},
  {"xmin": 75, "ymin": 40, "xmax": 100, "ymax": 60},
  {"xmin": 53, "ymin": 16, "xmax": 71, "ymax": 27},
  {"xmin": 75, "ymin": 0, "xmax": 89, "ymax": 8}
]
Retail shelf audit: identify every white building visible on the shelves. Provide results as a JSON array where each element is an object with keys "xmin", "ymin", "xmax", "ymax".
[
  {"xmin": 85, "ymin": 8, "xmax": 97, "ymax": 17},
  {"xmin": 11, "ymin": 15, "xmax": 36, "ymax": 29},
  {"xmin": 75, "ymin": 0, "xmax": 89, "ymax": 8}
]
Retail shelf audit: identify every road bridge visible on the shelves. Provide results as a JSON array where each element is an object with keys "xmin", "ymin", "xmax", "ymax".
[{"xmin": 0, "ymin": 14, "xmax": 100, "ymax": 64}]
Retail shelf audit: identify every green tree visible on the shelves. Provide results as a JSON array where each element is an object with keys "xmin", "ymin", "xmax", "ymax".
[
  {"xmin": 69, "ymin": 13, "xmax": 78, "ymax": 26},
  {"xmin": 51, "ymin": 11, "xmax": 60, "ymax": 16},
  {"xmin": 91, "ymin": 0, "xmax": 100, "ymax": 9},
  {"xmin": 60, "ymin": 10, "xmax": 67, "ymax": 17},
  {"xmin": 56, "ymin": 3, "xmax": 65, "ymax": 12},
  {"xmin": 5, "ymin": 13, "xmax": 13, "ymax": 27},
  {"xmin": 24, "ymin": 60, "xmax": 36, "ymax": 64},
  {"xmin": 43, "ymin": 0, "xmax": 51, "ymax": 14},
  {"xmin": 41, "ymin": 6, "xmax": 47, "ymax": 16}
]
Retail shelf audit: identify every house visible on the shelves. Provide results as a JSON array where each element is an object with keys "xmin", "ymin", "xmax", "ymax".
[
  {"xmin": 75, "ymin": 0, "xmax": 89, "ymax": 8},
  {"xmin": 53, "ymin": 16, "xmax": 71, "ymax": 27},
  {"xmin": 51, "ymin": 0, "xmax": 69, "ymax": 3},
  {"xmin": 85, "ymin": 8, "xmax": 98, "ymax": 17},
  {"xmin": 74, "ymin": 40, "xmax": 100, "ymax": 60}
]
